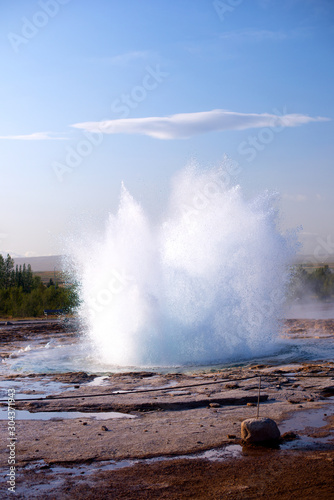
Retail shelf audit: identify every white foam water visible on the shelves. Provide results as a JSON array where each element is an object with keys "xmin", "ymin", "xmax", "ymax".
[{"xmin": 67, "ymin": 163, "xmax": 297, "ymax": 367}]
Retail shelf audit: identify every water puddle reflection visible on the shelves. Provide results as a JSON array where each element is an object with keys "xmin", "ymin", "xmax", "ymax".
[{"xmin": 0, "ymin": 408, "xmax": 135, "ymax": 420}]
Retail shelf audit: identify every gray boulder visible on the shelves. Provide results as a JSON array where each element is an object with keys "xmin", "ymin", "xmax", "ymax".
[{"xmin": 241, "ymin": 417, "xmax": 280, "ymax": 444}]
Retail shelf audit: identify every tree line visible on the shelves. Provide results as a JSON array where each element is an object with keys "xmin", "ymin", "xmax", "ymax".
[
  {"xmin": 0, "ymin": 254, "xmax": 78, "ymax": 318},
  {"xmin": 0, "ymin": 254, "xmax": 36, "ymax": 292},
  {"xmin": 290, "ymin": 264, "xmax": 334, "ymax": 300}
]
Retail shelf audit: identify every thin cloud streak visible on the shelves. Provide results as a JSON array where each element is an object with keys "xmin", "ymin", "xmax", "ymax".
[
  {"xmin": 107, "ymin": 50, "xmax": 151, "ymax": 65},
  {"xmin": 220, "ymin": 29, "xmax": 288, "ymax": 42},
  {"xmin": 88, "ymin": 50, "xmax": 152, "ymax": 66},
  {"xmin": 219, "ymin": 27, "xmax": 312, "ymax": 43},
  {"xmin": 71, "ymin": 109, "xmax": 330, "ymax": 140},
  {"xmin": 0, "ymin": 132, "xmax": 67, "ymax": 141}
]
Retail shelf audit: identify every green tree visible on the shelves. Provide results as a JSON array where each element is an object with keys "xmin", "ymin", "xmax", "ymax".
[
  {"xmin": 47, "ymin": 278, "xmax": 55, "ymax": 288},
  {"xmin": 0, "ymin": 253, "xmax": 79, "ymax": 318},
  {"xmin": 0, "ymin": 255, "xmax": 5, "ymax": 289},
  {"xmin": 309, "ymin": 265, "xmax": 333, "ymax": 299},
  {"xmin": 2, "ymin": 254, "xmax": 14, "ymax": 289}
]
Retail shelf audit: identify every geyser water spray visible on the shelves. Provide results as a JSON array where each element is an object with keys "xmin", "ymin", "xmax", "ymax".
[{"xmin": 68, "ymin": 163, "xmax": 297, "ymax": 367}]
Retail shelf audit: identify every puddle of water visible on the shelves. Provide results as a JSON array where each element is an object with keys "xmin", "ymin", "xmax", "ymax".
[
  {"xmin": 128, "ymin": 381, "xmax": 178, "ymax": 393},
  {"xmin": 21, "ymin": 443, "xmax": 242, "ymax": 481},
  {"xmin": 0, "ymin": 408, "xmax": 135, "ymax": 420},
  {"xmin": 280, "ymin": 406, "xmax": 334, "ymax": 433},
  {"xmin": 0, "ymin": 378, "xmax": 71, "ymax": 400},
  {"xmin": 184, "ymin": 444, "xmax": 242, "ymax": 462},
  {"xmin": 15, "ymin": 475, "xmax": 66, "ymax": 496},
  {"xmin": 86, "ymin": 376, "xmax": 109, "ymax": 387},
  {"xmin": 50, "ymin": 459, "xmax": 136, "ymax": 476},
  {"xmin": 280, "ymin": 436, "xmax": 333, "ymax": 451},
  {"xmin": 112, "ymin": 381, "xmax": 178, "ymax": 394},
  {"xmin": 279, "ymin": 404, "xmax": 334, "ymax": 450}
]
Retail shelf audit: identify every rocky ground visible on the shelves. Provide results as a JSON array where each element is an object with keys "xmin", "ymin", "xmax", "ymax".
[{"xmin": 0, "ymin": 320, "xmax": 334, "ymax": 498}]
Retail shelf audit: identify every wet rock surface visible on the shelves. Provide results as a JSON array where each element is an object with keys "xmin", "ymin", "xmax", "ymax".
[{"xmin": 0, "ymin": 319, "xmax": 334, "ymax": 498}]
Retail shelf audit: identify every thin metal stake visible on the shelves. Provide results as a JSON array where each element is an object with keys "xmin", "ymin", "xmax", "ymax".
[{"xmin": 256, "ymin": 375, "xmax": 262, "ymax": 419}]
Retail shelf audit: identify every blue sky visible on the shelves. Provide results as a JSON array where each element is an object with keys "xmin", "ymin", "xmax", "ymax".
[{"xmin": 0, "ymin": 0, "xmax": 333, "ymax": 258}]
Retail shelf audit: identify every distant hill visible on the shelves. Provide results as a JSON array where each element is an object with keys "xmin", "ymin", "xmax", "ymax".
[{"xmin": 13, "ymin": 255, "xmax": 64, "ymax": 272}]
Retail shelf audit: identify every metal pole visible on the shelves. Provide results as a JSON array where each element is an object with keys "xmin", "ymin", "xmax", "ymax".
[{"xmin": 256, "ymin": 375, "xmax": 261, "ymax": 419}]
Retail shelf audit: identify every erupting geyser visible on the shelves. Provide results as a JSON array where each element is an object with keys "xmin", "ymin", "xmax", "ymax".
[{"xmin": 69, "ymin": 164, "xmax": 297, "ymax": 367}]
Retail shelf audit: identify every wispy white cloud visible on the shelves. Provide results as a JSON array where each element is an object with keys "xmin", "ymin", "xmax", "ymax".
[
  {"xmin": 0, "ymin": 132, "xmax": 67, "ymax": 140},
  {"xmin": 71, "ymin": 109, "xmax": 330, "ymax": 140},
  {"xmin": 219, "ymin": 27, "xmax": 312, "ymax": 43},
  {"xmin": 23, "ymin": 251, "xmax": 39, "ymax": 257},
  {"xmin": 220, "ymin": 29, "xmax": 288, "ymax": 42},
  {"xmin": 109, "ymin": 50, "xmax": 151, "ymax": 65},
  {"xmin": 88, "ymin": 50, "xmax": 152, "ymax": 66}
]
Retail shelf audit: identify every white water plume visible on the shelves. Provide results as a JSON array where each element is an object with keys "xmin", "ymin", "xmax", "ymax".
[{"xmin": 68, "ymin": 163, "xmax": 297, "ymax": 367}]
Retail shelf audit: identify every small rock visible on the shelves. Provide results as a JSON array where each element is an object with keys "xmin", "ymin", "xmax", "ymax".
[
  {"xmin": 242, "ymin": 385, "xmax": 259, "ymax": 391},
  {"xmin": 209, "ymin": 402, "xmax": 220, "ymax": 408},
  {"xmin": 101, "ymin": 425, "xmax": 108, "ymax": 431},
  {"xmin": 247, "ymin": 402, "xmax": 256, "ymax": 407},
  {"xmin": 225, "ymin": 383, "xmax": 239, "ymax": 389},
  {"xmin": 227, "ymin": 434, "xmax": 236, "ymax": 439},
  {"xmin": 288, "ymin": 398, "xmax": 301, "ymax": 404},
  {"xmin": 281, "ymin": 431, "xmax": 298, "ymax": 441},
  {"xmin": 241, "ymin": 417, "xmax": 280, "ymax": 445},
  {"xmin": 320, "ymin": 386, "xmax": 334, "ymax": 397}
]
